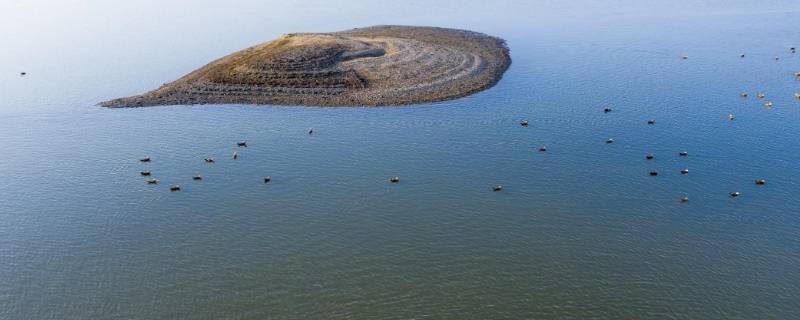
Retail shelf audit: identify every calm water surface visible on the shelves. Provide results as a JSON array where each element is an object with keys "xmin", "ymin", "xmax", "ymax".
[{"xmin": 1, "ymin": 1, "xmax": 799, "ymax": 319}]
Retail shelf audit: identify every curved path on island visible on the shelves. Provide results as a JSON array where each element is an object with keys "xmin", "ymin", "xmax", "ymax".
[{"xmin": 101, "ymin": 25, "xmax": 511, "ymax": 107}]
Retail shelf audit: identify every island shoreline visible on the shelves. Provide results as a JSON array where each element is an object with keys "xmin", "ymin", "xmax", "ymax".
[{"xmin": 101, "ymin": 25, "xmax": 511, "ymax": 108}]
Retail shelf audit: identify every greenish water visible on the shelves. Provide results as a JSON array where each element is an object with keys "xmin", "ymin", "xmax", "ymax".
[{"xmin": 1, "ymin": 1, "xmax": 799, "ymax": 319}]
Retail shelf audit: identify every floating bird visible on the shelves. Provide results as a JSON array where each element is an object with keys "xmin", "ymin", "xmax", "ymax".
[
  {"xmin": 681, "ymin": 55, "xmax": 688, "ymax": 60},
  {"xmin": 775, "ymin": 56, "xmax": 780, "ymax": 61},
  {"xmin": 728, "ymin": 113, "xmax": 735, "ymax": 120},
  {"xmin": 680, "ymin": 196, "xmax": 689, "ymax": 203},
  {"xmin": 649, "ymin": 170, "xmax": 659, "ymax": 176},
  {"xmin": 764, "ymin": 101, "xmax": 773, "ymax": 108},
  {"xmin": 740, "ymin": 92, "xmax": 748, "ymax": 97},
  {"xmin": 232, "ymin": 151, "xmax": 238, "ymax": 160},
  {"xmin": 520, "ymin": 120, "xmax": 529, "ymax": 126},
  {"xmin": 170, "ymin": 185, "xmax": 181, "ymax": 192},
  {"xmin": 492, "ymin": 185, "xmax": 503, "ymax": 192},
  {"xmin": 20, "ymin": 72, "xmax": 26, "ymax": 76},
  {"xmin": 755, "ymin": 179, "xmax": 766, "ymax": 185},
  {"xmin": 647, "ymin": 119, "xmax": 656, "ymax": 125},
  {"xmin": 645, "ymin": 153, "xmax": 654, "ymax": 160},
  {"xmin": 757, "ymin": 92, "xmax": 765, "ymax": 99},
  {"xmin": 794, "ymin": 71, "xmax": 800, "ymax": 78},
  {"xmin": 792, "ymin": 47, "xmax": 796, "ymax": 53},
  {"xmin": 679, "ymin": 151, "xmax": 688, "ymax": 156},
  {"xmin": 538, "ymin": 146, "xmax": 547, "ymax": 152},
  {"xmin": 680, "ymin": 168, "xmax": 689, "ymax": 175},
  {"xmin": 263, "ymin": 176, "xmax": 271, "ymax": 183},
  {"xmin": 140, "ymin": 171, "xmax": 151, "ymax": 176},
  {"xmin": 147, "ymin": 178, "xmax": 158, "ymax": 184},
  {"xmin": 794, "ymin": 93, "xmax": 800, "ymax": 100},
  {"xmin": 237, "ymin": 140, "xmax": 248, "ymax": 147},
  {"xmin": 140, "ymin": 156, "xmax": 151, "ymax": 162},
  {"xmin": 308, "ymin": 128, "xmax": 314, "ymax": 135},
  {"xmin": 603, "ymin": 107, "xmax": 612, "ymax": 113},
  {"xmin": 389, "ymin": 176, "xmax": 400, "ymax": 183},
  {"xmin": 192, "ymin": 175, "xmax": 202, "ymax": 180},
  {"xmin": 729, "ymin": 191, "xmax": 741, "ymax": 197},
  {"xmin": 204, "ymin": 157, "xmax": 215, "ymax": 163},
  {"xmin": 739, "ymin": 54, "xmax": 745, "ymax": 58},
  {"xmin": 606, "ymin": 138, "xmax": 614, "ymax": 144}
]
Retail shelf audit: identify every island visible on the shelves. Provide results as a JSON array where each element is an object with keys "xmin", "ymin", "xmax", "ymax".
[{"xmin": 101, "ymin": 25, "xmax": 511, "ymax": 107}]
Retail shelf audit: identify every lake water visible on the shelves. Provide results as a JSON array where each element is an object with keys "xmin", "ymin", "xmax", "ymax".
[{"xmin": 2, "ymin": 1, "xmax": 800, "ymax": 318}]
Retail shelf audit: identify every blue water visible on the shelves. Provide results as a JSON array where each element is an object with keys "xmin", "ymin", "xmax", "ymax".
[{"xmin": 2, "ymin": 1, "xmax": 800, "ymax": 318}]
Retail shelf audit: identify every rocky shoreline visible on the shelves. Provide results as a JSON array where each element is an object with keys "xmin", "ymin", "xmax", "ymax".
[{"xmin": 101, "ymin": 25, "xmax": 511, "ymax": 107}]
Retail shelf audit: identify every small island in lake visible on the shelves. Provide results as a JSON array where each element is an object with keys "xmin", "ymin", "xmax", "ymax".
[{"xmin": 101, "ymin": 25, "xmax": 511, "ymax": 107}]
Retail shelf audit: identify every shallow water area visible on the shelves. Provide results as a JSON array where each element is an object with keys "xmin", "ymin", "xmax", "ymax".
[{"xmin": 1, "ymin": 1, "xmax": 799, "ymax": 319}]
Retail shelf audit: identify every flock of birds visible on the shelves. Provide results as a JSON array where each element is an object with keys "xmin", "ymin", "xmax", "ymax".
[
  {"xmin": 124, "ymin": 46, "xmax": 795, "ymax": 200},
  {"xmin": 521, "ymin": 107, "xmax": 761, "ymax": 202},
  {"xmin": 18, "ymin": 46, "xmax": 798, "ymax": 200},
  {"xmin": 136, "ymin": 129, "xmax": 347, "ymax": 192},
  {"xmin": 521, "ymin": 47, "xmax": 798, "ymax": 202},
  {"xmin": 135, "ymin": 129, "xmax": 404, "ymax": 192}
]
